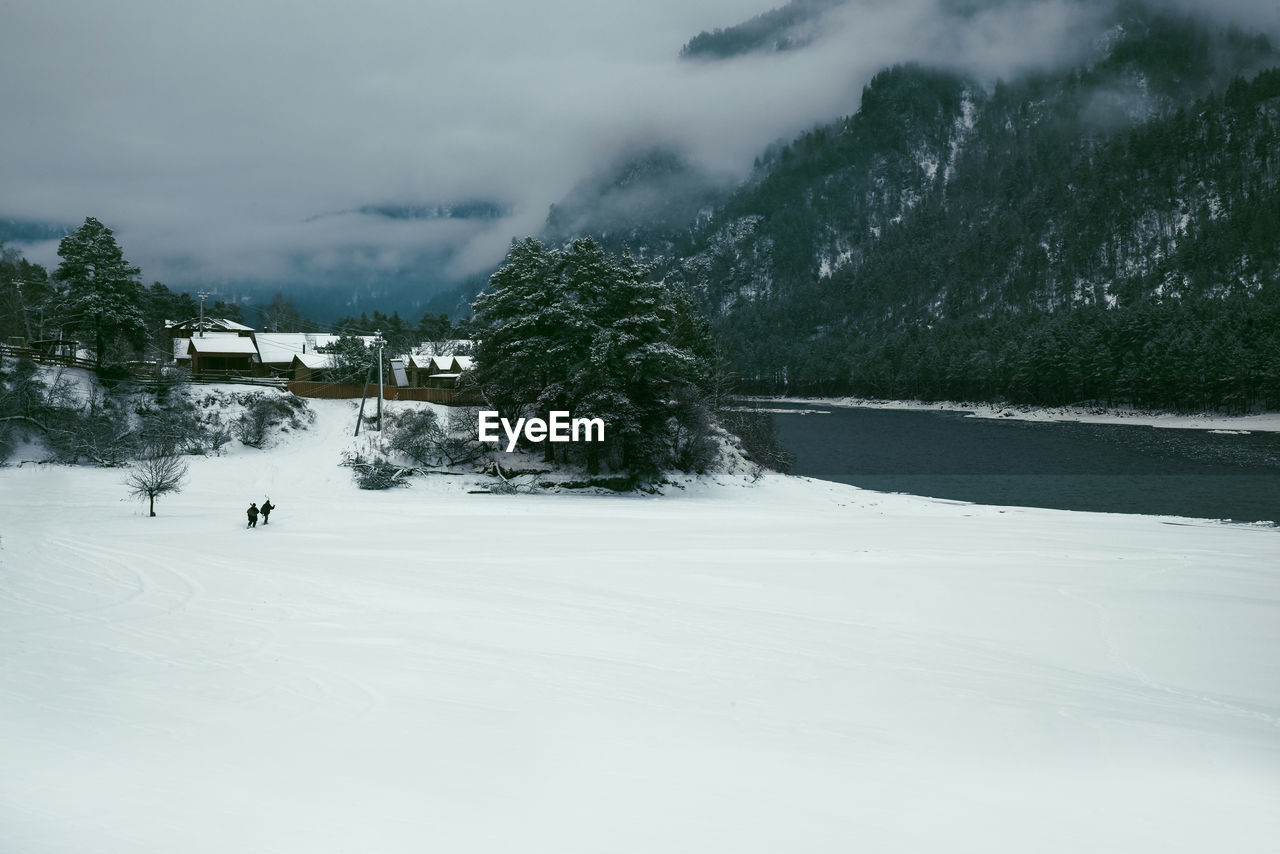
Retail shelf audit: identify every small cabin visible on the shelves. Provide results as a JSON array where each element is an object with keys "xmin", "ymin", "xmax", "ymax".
[
  {"xmin": 253, "ymin": 333, "xmax": 311, "ymax": 378},
  {"xmin": 404, "ymin": 354, "xmax": 474, "ymax": 388},
  {"xmin": 187, "ymin": 334, "xmax": 259, "ymax": 375},
  {"xmin": 290, "ymin": 353, "xmax": 336, "ymax": 383}
]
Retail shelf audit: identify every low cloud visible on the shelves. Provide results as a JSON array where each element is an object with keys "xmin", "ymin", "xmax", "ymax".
[{"xmin": 1, "ymin": 0, "xmax": 1274, "ymax": 304}]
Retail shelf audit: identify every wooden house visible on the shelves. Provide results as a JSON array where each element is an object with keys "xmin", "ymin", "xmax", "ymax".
[
  {"xmin": 187, "ymin": 334, "xmax": 259, "ymax": 376},
  {"xmin": 420, "ymin": 354, "xmax": 474, "ymax": 389},
  {"xmin": 253, "ymin": 333, "xmax": 311, "ymax": 377},
  {"xmin": 402, "ymin": 354, "xmax": 434, "ymax": 387},
  {"xmin": 290, "ymin": 353, "xmax": 336, "ymax": 383}
]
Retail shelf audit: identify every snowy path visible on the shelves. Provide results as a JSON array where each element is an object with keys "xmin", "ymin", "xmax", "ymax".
[{"xmin": 1, "ymin": 399, "xmax": 1278, "ymax": 853}]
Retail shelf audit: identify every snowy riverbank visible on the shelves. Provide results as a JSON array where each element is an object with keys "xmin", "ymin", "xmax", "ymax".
[
  {"xmin": 751, "ymin": 396, "xmax": 1280, "ymax": 432},
  {"xmin": 1, "ymin": 397, "xmax": 1278, "ymax": 853}
]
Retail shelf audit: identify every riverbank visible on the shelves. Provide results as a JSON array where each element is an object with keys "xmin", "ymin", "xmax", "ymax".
[{"xmin": 750, "ymin": 396, "xmax": 1280, "ymax": 433}]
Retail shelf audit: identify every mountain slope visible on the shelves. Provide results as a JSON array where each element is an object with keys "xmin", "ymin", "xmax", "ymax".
[
  {"xmin": 624, "ymin": 12, "xmax": 1280, "ymax": 410},
  {"xmin": 679, "ymin": 0, "xmax": 847, "ymax": 60}
]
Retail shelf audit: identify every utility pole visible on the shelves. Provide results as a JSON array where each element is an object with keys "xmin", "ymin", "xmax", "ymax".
[
  {"xmin": 374, "ymin": 331, "xmax": 386, "ymax": 431},
  {"xmin": 11, "ymin": 280, "xmax": 33, "ymax": 343},
  {"xmin": 197, "ymin": 291, "xmax": 211, "ymax": 337},
  {"xmin": 355, "ymin": 364, "xmax": 374, "ymax": 437}
]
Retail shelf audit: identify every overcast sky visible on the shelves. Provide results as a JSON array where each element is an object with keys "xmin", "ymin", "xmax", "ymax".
[{"xmin": 2, "ymin": 0, "xmax": 1276, "ymax": 299}]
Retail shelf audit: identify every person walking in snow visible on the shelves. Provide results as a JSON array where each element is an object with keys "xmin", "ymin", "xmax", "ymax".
[
  {"xmin": 260, "ymin": 499, "xmax": 274, "ymax": 525},
  {"xmin": 246, "ymin": 502, "xmax": 259, "ymax": 528}
]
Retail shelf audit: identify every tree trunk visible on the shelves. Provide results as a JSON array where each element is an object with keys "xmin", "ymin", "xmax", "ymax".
[{"xmin": 149, "ymin": 494, "xmax": 155, "ymax": 517}]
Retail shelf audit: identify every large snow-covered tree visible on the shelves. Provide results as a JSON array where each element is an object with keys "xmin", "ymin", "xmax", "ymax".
[
  {"xmin": 471, "ymin": 237, "xmax": 571, "ymax": 424},
  {"xmin": 472, "ymin": 237, "xmax": 711, "ymax": 477},
  {"xmin": 52, "ymin": 217, "xmax": 148, "ymax": 366}
]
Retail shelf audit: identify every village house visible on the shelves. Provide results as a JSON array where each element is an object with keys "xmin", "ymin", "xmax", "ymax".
[
  {"xmin": 252, "ymin": 333, "xmax": 320, "ymax": 378},
  {"xmin": 400, "ymin": 353, "xmax": 473, "ymax": 388},
  {"xmin": 186, "ymin": 333, "xmax": 259, "ymax": 376},
  {"xmin": 163, "ymin": 322, "xmax": 471, "ymax": 389},
  {"xmin": 166, "ymin": 317, "xmax": 254, "ymax": 341},
  {"xmin": 169, "ymin": 318, "xmax": 254, "ymax": 371},
  {"xmin": 402, "ymin": 354, "xmax": 434, "ymax": 387},
  {"xmin": 400, "ymin": 341, "xmax": 475, "ymax": 389},
  {"xmin": 290, "ymin": 353, "xmax": 337, "ymax": 383},
  {"xmin": 425, "ymin": 354, "xmax": 473, "ymax": 388}
]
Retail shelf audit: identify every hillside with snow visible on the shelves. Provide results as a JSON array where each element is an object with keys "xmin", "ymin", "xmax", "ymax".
[
  {"xmin": 540, "ymin": 11, "xmax": 1280, "ymax": 412},
  {"xmin": 2, "ymin": 394, "xmax": 1278, "ymax": 852}
]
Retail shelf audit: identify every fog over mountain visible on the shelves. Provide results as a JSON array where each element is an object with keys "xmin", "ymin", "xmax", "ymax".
[{"xmin": 1, "ymin": 0, "xmax": 1276, "ymax": 316}]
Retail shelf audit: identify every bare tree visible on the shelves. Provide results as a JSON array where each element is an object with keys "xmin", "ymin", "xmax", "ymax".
[
  {"xmin": 126, "ymin": 452, "xmax": 188, "ymax": 516},
  {"xmin": 385, "ymin": 406, "xmax": 487, "ymax": 468}
]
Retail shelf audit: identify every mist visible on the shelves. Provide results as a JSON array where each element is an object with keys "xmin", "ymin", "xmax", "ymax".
[{"xmin": 1, "ymin": 0, "xmax": 1275, "ymax": 311}]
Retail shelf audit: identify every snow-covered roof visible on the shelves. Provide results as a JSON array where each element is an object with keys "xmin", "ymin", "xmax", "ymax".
[
  {"xmin": 188, "ymin": 334, "xmax": 259, "ymax": 355},
  {"xmin": 255, "ymin": 333, "xmax": 309, "ymax": 364},
  {"xmin": 292, "ymin": 353, "xmax": 336, "ymax": 369},
  {"xmin": 309, "ymin": 334, "xmax": 343, "ymax": 351},
  {"xmin": 427, "ymin": 372, "xmax": 461, "ymax": 379},
  {"xmin": 313, "ymin": 335, "xmax": 378, "ymax": 352},
  {"xmin": 167, "ymin": 317, "xmax": 253, "ymax": 332},
  {"xmin": 410, "ymin": 339, "xmax": 475, "ymax": 358},
  {"xmin": 407, "ymin": 353, "xmax": 473, "ymax": 372},
  {"xmin": 173, "ymin": 337, "xmax": 191, "ymax": 360}
]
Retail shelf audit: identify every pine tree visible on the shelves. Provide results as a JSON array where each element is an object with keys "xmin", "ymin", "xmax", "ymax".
[
  {"xmin": 471, "ymin": 238, "xmax": 568, "ymax": 423},
  {"xmin": 52, "ymin": 217, "xmax": 147, "ymax": 366},
  {"xmin": 472, "ymin": 237, "xmax": 709, "ymax": 477}
]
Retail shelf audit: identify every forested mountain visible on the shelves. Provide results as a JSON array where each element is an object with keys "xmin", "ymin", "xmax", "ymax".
[
  {"xmin": 601, "ymin": 11, "xmax": 1280, "ymax": 412},
  {"xmin": 542, "ymin": 148, "xmax": 730, "ymax": 258},
  {"xmin": 679, "ymin": 0, "xmax": 846, "ymax": 60}
]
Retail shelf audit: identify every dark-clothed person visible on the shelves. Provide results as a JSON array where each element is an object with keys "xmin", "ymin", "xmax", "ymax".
[
  {"xmin": 247, "ymin": 503, "xmax": 259, "ymax": 528},
  {"xmin": 261, "ymin": 500, "xmax": 274, "ymax": 525}
]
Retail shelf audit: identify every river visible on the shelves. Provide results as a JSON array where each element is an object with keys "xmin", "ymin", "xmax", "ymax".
[{"xmin": 765, "ymin": 404, "xmax": 1280, "ymax": 523}]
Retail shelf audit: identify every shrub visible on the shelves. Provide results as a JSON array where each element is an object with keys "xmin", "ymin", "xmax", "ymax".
[
  {"xmin": 342, "ymin": 452, "xmax": 411, "ymax": 489},
  {"xmin": 385, "ymin": 406, "xmax": 487, "ymax": 468},
  {"xmin": 136, "ymin": 397, "xmax": 210, "ymax": 456},
  {"xmin": 667, "ymin": 391, "xmax": 719, "ymax": 474},
  {"xmin": 235, "ymin": 392, "xmax": 313, "ymax": 448},
  {"xmin": 718, "ymin": 406, "xmax": 793, "ymax": 473}
]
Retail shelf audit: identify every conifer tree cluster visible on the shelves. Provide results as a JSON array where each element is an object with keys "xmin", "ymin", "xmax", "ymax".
[
  {"xmin": 50, "ymin": 217, "xmax": 148, "ymax": 367},
  {"xmin": 471, "ymin": 237, "xmax": 717, "ymax": 478}
]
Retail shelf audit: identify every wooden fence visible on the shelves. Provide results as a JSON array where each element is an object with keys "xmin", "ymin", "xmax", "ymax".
[
  {"xmin": 1, "ymin": 345, "xmax": 286, "ymax": 388},
  {"xmin": 287, "ymin": 381, "xmax": 481, "ymax": 405},
  {"xmin": 0, "ymin": 344, "xmax": 97, "ymax": 370}
]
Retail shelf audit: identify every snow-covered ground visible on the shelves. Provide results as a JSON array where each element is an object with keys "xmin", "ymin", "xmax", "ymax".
[
  {"xmin": 756, "ymin": 395, "xmax": 1280, "ymax": 432},
  {"xmin": 2, "ymin": 396, "xmax": 1278, "ymax": 853}
]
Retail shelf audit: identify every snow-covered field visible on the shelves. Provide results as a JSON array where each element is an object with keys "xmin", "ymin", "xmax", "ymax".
[{"xmin": 2, "ymin": 396, "xmax": 1278, "ymax": 853}]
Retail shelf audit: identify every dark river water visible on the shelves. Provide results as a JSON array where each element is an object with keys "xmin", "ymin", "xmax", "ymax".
[{"xmin": 766, "ymin": 404, "xmax": 1280, "ymax": 523}]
